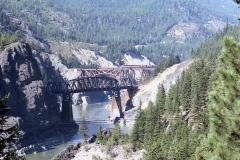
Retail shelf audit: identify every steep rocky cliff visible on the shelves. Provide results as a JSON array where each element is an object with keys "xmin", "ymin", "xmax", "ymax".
[
  {"xmin": 132, "ymin": 59, "xmax": 194, "ymax": 109},
  {"xmin": 0, "ymin": 42, "xmax": 78, "ymax": 152},
  {"xmin": 124, "ymin": 60, "xmax": 194, "ymax": 123}
]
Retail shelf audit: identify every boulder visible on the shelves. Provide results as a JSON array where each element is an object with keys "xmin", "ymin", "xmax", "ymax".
[
  {"xmin": 87, "ymin": 134, "xmax": 97, "ymax": 144},
  {"xmin": 57, "ymin": 142, "xmax": 84, "ymax": 160}
]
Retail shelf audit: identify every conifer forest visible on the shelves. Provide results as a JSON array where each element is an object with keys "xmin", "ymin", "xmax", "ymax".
[{"xmin": 0, "ymin": 0, "xmax": 240, "ymax": 159}]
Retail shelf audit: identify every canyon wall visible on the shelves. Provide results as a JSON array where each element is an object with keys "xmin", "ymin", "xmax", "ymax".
[{"xmin": 0, "ymin": 42, "xmax": 78, "ymax": 152}]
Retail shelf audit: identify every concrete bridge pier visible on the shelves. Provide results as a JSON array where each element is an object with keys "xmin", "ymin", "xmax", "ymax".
[
  {"xmin": 111, "ymin": 90, "xmax": 124, "ymax": 119},
  {"xmin": 61, "ymin": 93, "xmax": 73, "ymax": 121}
]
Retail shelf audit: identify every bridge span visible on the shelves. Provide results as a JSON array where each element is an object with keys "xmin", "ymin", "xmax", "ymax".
[
  {"xmin": 46, "ymin": 65, "xmax": 155, "ymax": 122},
  {"xmin": 75, "ymin": 65, "xmax": 155, "ymax": 78},
  {"xmin": 46, "ymin": 77, "xmax": 134, "ymax": 94},
  {"xmin": 46, "ymin": 77, "xmax": 137, "ymax": 121}
]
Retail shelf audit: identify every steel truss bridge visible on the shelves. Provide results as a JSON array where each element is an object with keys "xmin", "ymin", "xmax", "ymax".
[
  {"xmin": 46, "ymin": 77, "xmax": 134, "ymax": 94},
  {"xmin": 46, "ymin": 77, "xmax": 136, "ymax": 121},
  {"xmin": 76, "ymin": 65, "xmax": 155, "ymax": 78},
  {"xmin": 46, "ymin": 65, "xmax": 155, "ymax": 121}
]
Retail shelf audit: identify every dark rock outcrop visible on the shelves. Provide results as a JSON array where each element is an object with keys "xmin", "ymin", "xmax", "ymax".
[
  {"xmin": 87, "ymin": 134, "xmax": 97, "ymax": 144},
  {"xmin": 57, "ymin": 142, "xmax": 83, "ymax": 160},
  {"xmin": 0, "ymin": 42, "xmax": 78, "ymax": 152}
]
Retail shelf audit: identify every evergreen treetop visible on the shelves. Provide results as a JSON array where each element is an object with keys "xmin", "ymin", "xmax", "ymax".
[
  {"xmin": 78, "ymin": 117, "xmax": 89, "ymax": 142},
  {"xmin": 195, "ymin": 37, "xmax": 240, "ymax": 159},
  {"xmin": 0, "ymin": 93, "xmax": 25, "ymax": 160}
]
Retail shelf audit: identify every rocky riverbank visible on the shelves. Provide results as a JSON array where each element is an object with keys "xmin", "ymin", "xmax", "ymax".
[
  {"xmin": 73, "ymin": 143, "xmax": 145, "ymax": 160},
  {"xmin": 19, "ymin": 123, "xmax": 78, "ymax": 155},
  {"xmin": 55, "ymin": 141, "xmax": 145, "ymax": 160}
]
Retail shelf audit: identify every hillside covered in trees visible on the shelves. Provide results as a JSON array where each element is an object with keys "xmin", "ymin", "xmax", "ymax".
[
  {"xmin": 0, "ymin": 0, "xmax": 240, "ymax": 159},
  {"xmin": 85, "ymin": 1, "xmax": 240, "ymax": 158},
  {"xmin": 72, "ymin": 24, "xmax": 240, "ymax": 159},
  {"xmin": 1, "ymin": 0, "xmax": 239, "ymax": 64},
  {"xmin": 129, "ymin": 20, "xmax": 240, "ymax": 160}
]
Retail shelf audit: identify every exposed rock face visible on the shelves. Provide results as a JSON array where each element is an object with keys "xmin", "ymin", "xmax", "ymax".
[
  {"xmin": 132, "ymin": 59, "xmax": 194, "ymax": 110},
  {"xmin": 58, "ymin": 143, "xmax": 82, "ymax": 160},
  {"xmin": 167, "ymin": 23, "xmax": 200, "ymax": 43},
  {"xmin": 0, "ymin": 42, "xmax": 49, "ymax": 119},
  {"xmin": 0, "ymin": 42, "xmax": 78, "ymax": 152},
  {"xmin": 71, "ymin": 143, "xmax": 145, "ymax": 160},
  {"xmin": 56, "ymin": 131, "xmax": 145, "ymax": 160},
  {"xmin": 71, "ymin": 47, "xmax": 116, "ymax": 68},
  {"xmin": 49, "ymin": 41, "xmax": 116, "ymax": 68},
  {"xmin": 122, "ymin": 52, "xmax": 154, "ymax": 66},
  {"xmin": 165, "ymin": 20, "xmax": 225, "ymax": 43},
  {"xmin": 122, "ymin": 52, "xmax": 155, "ymax": 78}
]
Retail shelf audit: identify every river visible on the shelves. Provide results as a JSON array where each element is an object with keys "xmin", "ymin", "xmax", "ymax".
[{"xmin": 25, "ymin": 102, "xmax": 133, "ymax": 160}]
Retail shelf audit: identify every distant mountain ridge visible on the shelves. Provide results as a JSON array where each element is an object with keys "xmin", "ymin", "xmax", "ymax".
[
  {"xmin": 193, "ymin": 0, "xmax": 239, "ymax": 19},
  {"xmin": 1, "ymin": 0, "xmax": 239, "ymax": 65}
]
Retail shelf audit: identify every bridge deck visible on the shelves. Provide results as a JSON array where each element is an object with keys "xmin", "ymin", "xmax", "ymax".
[{"xmin": 76, "ymin": 65, "xmax": 155, "ymax": 71}]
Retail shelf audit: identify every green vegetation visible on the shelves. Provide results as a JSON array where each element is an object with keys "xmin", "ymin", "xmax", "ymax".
[
  {"xmin": 0, "ymin": 0, "xmax": 239, "ymax": 159},
  {"xmin": 78, "ymin": 117, "xmax": 89, "ymax": 142},
  {"xmin": 193, "ymin": 0, "xmax": 239, "ymax": 20},
  {"xmin": 0, "ymin": 31, "xmax": 20, "ymax": 48},
  {"xmin": 96, "ymin": 124, "xmax": 129, "ymax": 147},
  {"xmin": 130, "ymin": 1, "xmax": 240, "ymax": 155},
  {"xmin": 130, "ymin": 21, "xmax": 240, "ymax": 159},
  {"xmin": 191, "ymin": 25, "xmax": 240, "ymax": 64},
  {"xmin": 0, "ymin": 93, "xmax": 25, "ymax": 160},
  {"xmin": 196, "ymin": 37, "xmax": 240, "ymax": 159},
  {"xmin": 0, "ymin": 9, "xmax": 19, "ymax": 33},
  {"xmin": 153, "ymin": 54, "xmax": 180, "ymax": 77},
  {"xmin": 131, "ymin": 58, "xmax": 211, "ymax": 159},
  {"xmin": 53, "ymin": 155, "xmax": 60, "ymax": 160},
  {"xmin": 75, "ymin": 20, "xmax": 240, "ymax": 159},
  {"xmin": 1, "ymin": 0, "xmax": 235, "ymax": 64},
  {"xmin": 38, "ymin": 56, "xmax": 63, "ymax": 82},
  {"xmin": 58, "ymin": 53, "xmax": 99, "ymax": 69}
]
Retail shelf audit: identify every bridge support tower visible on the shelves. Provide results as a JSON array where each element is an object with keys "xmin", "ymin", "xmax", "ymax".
[
  {"xmin": 111, "ymin": 90, "xmax": 124, "ymax": 119},
  {"xmin": 61, "ymin": 93, "xmax": 73, "ymax": 121}
]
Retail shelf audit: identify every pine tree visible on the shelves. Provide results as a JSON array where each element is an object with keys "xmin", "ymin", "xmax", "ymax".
[
  {"xmin": 78, "ymin": 117, "xmax": 89, "ymax": 142},
  {"xmin": 172, "ymin": 81, "xmax": 180, "ymax": 113},
  {"xmin": 195, "ymin": 37, "xmax": 240, "ymax": 159},
  {"xmin": 96, "ymin": 125, "xmax": 103, "ymax": 144},
  {"xmin": 180, "ymin": 71, "xmax": 192, "ymax": 110},
  {"xmin": 190, "ymin": 59, "xmax": 210, "ymax": 112},
  {"xmin": 0, "ymin": 93, "xmax": 25, "ymax": 160},
  {"xmin": 155, "ymin": 84, "xmax": 166, "ymax": 117},
  {"xmin": 146, "ymin": 120, "xmax": 164, "ymax": 160},
  {"xmin": 131, "ymin": 110, "xmax": 146, "ymax": 150},
  {"xmin": 143, "ymin": 101, "xmax": 156, "ymax": 150},
  {"xmin": 164, "ymin": 85, "xmax": 177, "ymax": 114},
  {"xmin": 110, "ymin": 122, "xmax": 121, "ymax": 146}
]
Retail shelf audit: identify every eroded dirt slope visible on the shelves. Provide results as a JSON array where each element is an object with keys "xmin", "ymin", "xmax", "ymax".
[{"xmin": 132, "ymin": 59, "xmax": 194, "ymax": 109}]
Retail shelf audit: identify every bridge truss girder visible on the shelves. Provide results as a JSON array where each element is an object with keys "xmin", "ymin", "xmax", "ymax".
[
  {"xmin": 46, "ymin": 77, "xmax": 134, "ymax": 94},
  {"xmin": 78, "ymin": 69, "xmax": 136, "ymax": 78},
  {"xmin": 46, "ymin": 77, "xmax": 136, "ymax": 121}
]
